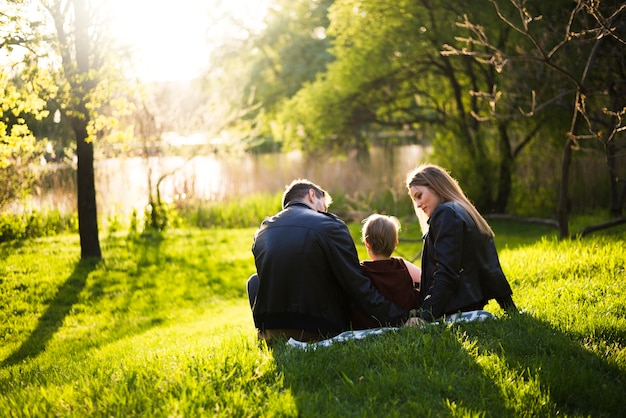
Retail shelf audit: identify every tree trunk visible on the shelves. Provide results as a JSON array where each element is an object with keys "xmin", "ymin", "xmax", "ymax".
[
  {"xmin": 606, "ymin": 139, "xmax": 621, "ymax": 218},
  {"xmin": 493, "ymin": 122, "xmax": 513, "ymax": 213},
  {"xmin": 557, "ymin": 136, "xmax": 572, "ymax": 239},
  {"xmin": 608, "ymin": 80, "xmax": 625, "ymax": 218},
  {"xmin": 72, "ymin": 0, "xmax": 101, "ymax": 260},
  {"xmin": 73, "ymin": 107, "xmax": 101, "ymax": 260}
]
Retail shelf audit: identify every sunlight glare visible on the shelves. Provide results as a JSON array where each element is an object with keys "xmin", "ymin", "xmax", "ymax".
[{"xmin": 109, "ymin": 0, "xmax": 269, "ymax": 82}]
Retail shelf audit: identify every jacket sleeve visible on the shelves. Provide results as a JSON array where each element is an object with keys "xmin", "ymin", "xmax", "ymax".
[
  {"xmin": 417, "ymin": 207, "xmax": 464, "ymax": 321},
  {"xmin": 478, "ymin": 237, "xmax": 517, "ymax": 313},
  {"xmin": 322, "ymin": 216, "xmax": 409, "ymax": 326}
]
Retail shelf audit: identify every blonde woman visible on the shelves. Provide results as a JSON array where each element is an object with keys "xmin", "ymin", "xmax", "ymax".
[{"xmin": 406, "ymin": 164, "xmax": 517, "ymax": 322}]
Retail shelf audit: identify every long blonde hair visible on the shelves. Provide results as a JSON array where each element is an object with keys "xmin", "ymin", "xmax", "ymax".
[{"xmin": 405, "ymin": 164, "xmax": 494, "ymax": 237}]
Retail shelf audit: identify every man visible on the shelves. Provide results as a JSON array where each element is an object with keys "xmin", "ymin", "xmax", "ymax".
[{"xmin": 247, "ymin": 179, "xmax": 409, "ymax": 343}]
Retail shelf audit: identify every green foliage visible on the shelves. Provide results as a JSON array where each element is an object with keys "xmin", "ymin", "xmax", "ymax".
[
  {"xmin": 0, "ymin": 223, "xmax": 624, "ymax": 416},
  {"xmin": 276, "ymin": 0, "xmax": 458, "ymax": 146},
  {"xmin": 143, "ymin": 201, "xmax": 182, "ymax": 233},
  {"xmin": 331, "ymin": 188, "xmax": 416, "ymax": 224},
  {"xmin": 178, "ymin": 193, "xmax": 282, "ymax": 229},
  {"xmin": 507, "ymin": 139, "xmax": 561, "ymax": 217},
  {"xmin": 0, "ymin": 71, "xmax": 52, "ymax": 210},
  {"xmin": 273, "ymin": 0, "xmax": 541, "ymax": 213},
  {"xmin": 0, "ymin": 210, "xmax": 77, "ymax": 242},
  {"xmin": 224, "ymin": 0, "xmax": 624, "ymax": 220},
  {"xmin": 250, "ymin": 0, "xmax": 334, "ymax": 104},
  {"xmin": 207, "ymin": 0, "xmax": 335, "ymax": 151},
  {"xmin": 429, "ymin": 129, "xmax": 498, "ymax": 211}
]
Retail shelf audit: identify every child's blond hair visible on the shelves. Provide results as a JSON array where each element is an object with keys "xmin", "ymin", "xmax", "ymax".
[{"xmin": 361, "ymin": 214, "xmax": 400, "ymax": 257}]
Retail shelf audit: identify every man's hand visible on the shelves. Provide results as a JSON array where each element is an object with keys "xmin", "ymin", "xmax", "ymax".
[{"xmin": 404, "ymin": 310, "xmax": 426, "ymax": 327}]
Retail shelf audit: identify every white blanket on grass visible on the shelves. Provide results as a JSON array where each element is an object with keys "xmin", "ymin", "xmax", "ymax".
[{"xmin": 286, "ymin": 310, "xmax": 495, "ymax": 350}]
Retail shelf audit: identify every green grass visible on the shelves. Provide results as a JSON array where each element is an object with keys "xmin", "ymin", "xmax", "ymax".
[{"xmin": 0, "ymin": 221, "xmax": 625, "ymax": 417}]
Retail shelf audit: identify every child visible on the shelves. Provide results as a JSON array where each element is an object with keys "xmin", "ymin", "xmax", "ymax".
[{"xmin": 351, "ymin": 213, "xmax": 421, "ymax": 329}]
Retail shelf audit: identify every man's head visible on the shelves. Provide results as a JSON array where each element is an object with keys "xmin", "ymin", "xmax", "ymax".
[{"xmin": 282, "ymin": 179, "xmax": 332, "ymax": 211}]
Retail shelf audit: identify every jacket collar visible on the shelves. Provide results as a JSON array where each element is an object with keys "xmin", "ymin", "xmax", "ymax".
[{"xmin": 284, "ymin": 200, "xmax": 315, "ymax": 210}]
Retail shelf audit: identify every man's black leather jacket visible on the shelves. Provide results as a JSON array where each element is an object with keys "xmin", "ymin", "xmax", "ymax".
[
  {"xmin": 252, "ymin": 201, "xmax": 408, "ymax": 336},
  {"xmin": 418, "ymin": 202, "xmax": 516, "ymax": 321}
]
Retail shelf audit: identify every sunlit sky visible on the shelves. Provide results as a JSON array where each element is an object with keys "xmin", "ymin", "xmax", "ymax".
[{"xmin": 109, "ymin": 0, "xmax": 269, "ymax": 82}]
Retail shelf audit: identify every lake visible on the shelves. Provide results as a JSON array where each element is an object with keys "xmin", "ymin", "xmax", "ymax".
[{"xmin": 28, "ymin": 145, "xmax": 427, "ymax": 220}]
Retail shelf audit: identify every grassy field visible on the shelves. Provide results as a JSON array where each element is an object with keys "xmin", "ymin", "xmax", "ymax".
[{"xmin": 0, "ymin": 221, "xmax": 625, "ymax": 417}]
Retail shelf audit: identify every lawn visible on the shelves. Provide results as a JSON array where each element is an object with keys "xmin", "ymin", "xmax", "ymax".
[{"xmin": 0, "ymin": 222, "xmax": 624, "ymax": 417}]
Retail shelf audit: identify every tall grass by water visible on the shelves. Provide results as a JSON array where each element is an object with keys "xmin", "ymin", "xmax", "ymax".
[
  {"xmin": 1, "ymin": 220, "xmax": 625, "ymax": 417},
  {"xmin": 1, "ymin": 188, "xmax": 416, "ymax": 243}
]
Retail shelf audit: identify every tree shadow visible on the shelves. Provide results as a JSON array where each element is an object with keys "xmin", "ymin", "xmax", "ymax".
[
  {"xmin": 2, "ymin": 258, "xmax": 97, "ymax": 366},
  {"xmin": 0, "ymin": 240, "xmax": 27, "ymax": 268},
  {"xmin": 1, "ymin": 233, "xmax": 170, "ymax": 370},
  {"xmin": 267, "ymin": 313, "xmax": 625, "ymax": 416},
  {"xmin": 69, "ymin": 233, "xmax": 168, "ymax": 348},
  {"xmin": 268, "ymin": 326, "xmax": 517, "ymax": 416},
  {"xmin": 0, "ymin": 240, "xmax": 26, "ymax": 289},
  {"xmin": 459, "ymin": 313, "xmax": 626, "ymax": 416}
]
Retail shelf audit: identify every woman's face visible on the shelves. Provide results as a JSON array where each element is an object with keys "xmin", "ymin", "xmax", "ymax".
[{"xmin": 409, "ymin": 185, "xmax": 441, "ymax": 218}]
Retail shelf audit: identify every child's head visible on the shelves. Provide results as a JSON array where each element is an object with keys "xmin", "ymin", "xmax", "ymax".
[{"xmin": 361, "ymin": 214, "xmax": 401, "ymax": 258}]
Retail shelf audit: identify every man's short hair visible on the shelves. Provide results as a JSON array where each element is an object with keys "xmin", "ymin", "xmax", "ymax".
[{"xmin": 282, "ymin": 179, "xmax": 332, "ymax": 209}]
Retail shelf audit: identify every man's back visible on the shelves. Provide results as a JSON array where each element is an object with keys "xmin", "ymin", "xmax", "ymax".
[{"xmin": 252, "ymin": 202, "xmax": 353, "ymax": 336}]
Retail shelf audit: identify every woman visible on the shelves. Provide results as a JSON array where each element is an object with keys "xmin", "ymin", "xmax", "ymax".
[{"xmin": 406, "ymin": 164, "xmax": 517, "ymax": 321}]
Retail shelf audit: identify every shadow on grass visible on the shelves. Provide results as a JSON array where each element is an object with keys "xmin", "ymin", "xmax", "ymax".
[
  {"xmin": 465, "ymin": 312, "xmax": 626, "ymax": 417},
  {"xmin": 73, "ymin": 233, "xmax": 168, "ymax": 346},
  {"xmin": 488, "ymin": 219, "xmax": 559, "ymax": 250},
  {"xmin": 269, "ymin": 313, "xmax": 625, "ymax": 416},
  {"xmin": 0, "ymin": 239, "xmax": 27, "ymax": 258},
  {"xmin": 2, "ymin": 258, "xmax": 97, "ymax": 367},
  {"xmin": 270, "ymin": 327, "xmax": 515, "ymax": 416},
  {"xmin": 0, "ymin": 240, "xmax": 26, "ymax": 289},
  {"xmin": 2, "ymin": 234, "xmax": 172, "ymax": 370}
]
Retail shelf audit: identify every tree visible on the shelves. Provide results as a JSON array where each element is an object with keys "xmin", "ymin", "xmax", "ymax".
[
  {"xmin": 207, "ymin": 0, "xmax": 334, "ymax": 151},
  {"xmin": 275, "ymin": 0, "xmax": 547, "ymax": 213},
  {"xmin": 443, "ymin": 0, "xmax": 626, "ymax": 237},
  {"xmin": 38, "ymin": 0, "xmax": 105, "ymax": 258},
  {"xmin": 0, "ymin": 74, "xmax": 48, "ymax": 210},
  {"xmin": 29, "ymin": 0, "xmax": 133, "ymax": 258}
]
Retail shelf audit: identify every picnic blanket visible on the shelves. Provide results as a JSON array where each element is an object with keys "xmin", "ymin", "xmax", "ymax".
[{"xmin": 286, "ymin": 310, "xmax": 495, "ymax": 350}]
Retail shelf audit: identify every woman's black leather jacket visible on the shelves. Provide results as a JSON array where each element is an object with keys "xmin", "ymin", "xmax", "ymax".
[{"xmin": 418, "ymin": 202, "xmax": 515, "ymax": 321}]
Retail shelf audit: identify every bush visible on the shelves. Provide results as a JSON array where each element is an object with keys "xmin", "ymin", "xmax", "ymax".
[
  {"xmin": 0, "ymin": 210, "xmax": 78, "ymax": 242},
  {"xmin": 177, "ymin": 193, "xmax": 282, "ymax": 229}
]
